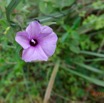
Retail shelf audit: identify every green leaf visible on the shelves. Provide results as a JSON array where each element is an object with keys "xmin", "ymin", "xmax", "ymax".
[
  {"xmin": 72, "ymin": 17, "xmax": 81, "ymax": 30},
  {"xmin": 55, "ymin": 0, "xmax": 75, "ymax": 8},
  {"xmin": 0, "ymin": 19, "xmax": 8, "ymax": 29},
  {"xmin": 61, "ymin": 32, "xmax": 69, "ymax": 42},
  {"xmin": 34, "ymin": 9, "xmax": 70, "ymax": 23},
  {"xmin": 69, "ymin": 44, "xmax": 80, "ymax": 54},
  {"xmin": 39, "ymin": 1, "xmax": 54, "ymax": 14}
]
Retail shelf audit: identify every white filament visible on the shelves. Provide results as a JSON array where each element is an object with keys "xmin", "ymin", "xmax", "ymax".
[{"xmin": 31, "ymin": 39, "xmax": 36, "ymax": 44}]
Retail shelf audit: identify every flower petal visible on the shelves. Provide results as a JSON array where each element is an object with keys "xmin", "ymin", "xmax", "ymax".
[
  {"xmin": 26, "ymin": 21, "xmax": 41, "ymax": 39},
  {"xmin": 37, "ymin": 26, "xmax": 53, "ymax": 40},
  {"xmin": 15, "ymin": 31, "xmax": 30, "ymax": 49},
  {"xmin": 41, "ymin": 26, "xmax": 52, "ymax": 34},
  {"xmin": 22, "ymin": 46, "xmax": 48, "ymax": 62},
  {"xmin": 39, "ymin": 32, "xmax": 58, "ymax": 56}
]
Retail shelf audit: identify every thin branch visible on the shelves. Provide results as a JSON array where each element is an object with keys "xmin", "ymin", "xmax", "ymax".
[{"xmin": 43, "ymin": 60, "xmax": 60, "ymax": 103}]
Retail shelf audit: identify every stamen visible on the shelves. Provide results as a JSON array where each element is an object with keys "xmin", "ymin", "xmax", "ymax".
[
  {"xmin": 31, "ymin": 39, "xmax": 36, "ymax": 44},
  {"xmin": 30, "ymin": 39, "xmax": 38, "ymax": 46}
]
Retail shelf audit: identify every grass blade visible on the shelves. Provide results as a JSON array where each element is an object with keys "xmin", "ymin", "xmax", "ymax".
[
  {"xmin": 80, "ymin": 51, "xmax": 104, "ymax": 58},
  {"xmin": 62, "ymin": 66, "xmax": 104, "ymax": 87},
  {"xmin": 6, "ymin": 0, "xmax": 22, "ymax": 23},
  {"xmin": 75, "ymin": 62, "xmax": 104, "ymax": 74}
]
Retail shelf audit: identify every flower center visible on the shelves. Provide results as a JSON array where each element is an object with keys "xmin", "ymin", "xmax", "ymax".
[{"xmin": 30, "ymin": 39, "xmax": 38, "ymax": 46}]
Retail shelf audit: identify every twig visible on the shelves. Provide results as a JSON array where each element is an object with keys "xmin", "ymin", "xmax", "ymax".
[{"xmin": 43, "ymin": 60, "xmax": 60, "ymax": 103}]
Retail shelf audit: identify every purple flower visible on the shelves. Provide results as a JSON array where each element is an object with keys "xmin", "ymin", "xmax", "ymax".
[{"xmin": 15, "ymin": 21, "xmax": 58, "ymax": 62}]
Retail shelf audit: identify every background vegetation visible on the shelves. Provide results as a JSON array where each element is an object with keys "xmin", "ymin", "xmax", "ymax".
[{"xmin": 0, "ymin": 0, "xmax": 104, "ymax": 103}]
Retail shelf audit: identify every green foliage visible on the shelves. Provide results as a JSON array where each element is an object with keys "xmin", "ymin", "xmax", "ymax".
[
  {"xmin": 83, "ymin": 14, "xmax": 104, "ymax": 30},
  {"xmin": 55, "ymin": 0, "xmax": 75, "ymax": 8},
  {"xmin": 39, "ymin": 1, "xmax": 54, "ymax": 14},
  {"xmin": 0, "ymin": 0, "xmax": 104, "ymax": 103},
  {"xmin": 92, "ymin": 1, "xmax": 104, "ymax": 10}
]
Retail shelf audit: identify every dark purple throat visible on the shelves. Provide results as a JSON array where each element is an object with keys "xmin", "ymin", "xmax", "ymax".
[{"xmin": 30, "ymin": 39, "xmax": 38, "ymax": 46}]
